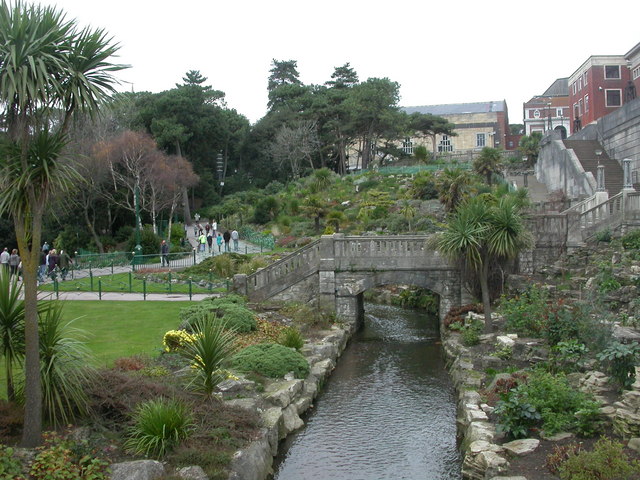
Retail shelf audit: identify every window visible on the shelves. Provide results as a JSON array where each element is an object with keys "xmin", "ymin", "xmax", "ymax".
[
  {"xmin": 584, "ymin": 95, "xmax": 589, "ymax": 113},
  {"xmin": 605, "ymin": 65, "xmax": 621, "ymax": 79},
  {"xmin": 633, "ymin": 66, "xmax": 640, "ymax": 80},
  {"xmin": 579, "ymin": 99, "xmax": 583, "ymax": 115},
  {"xmin": 606, "ymin": 89, "xmax": 622, "ymax": 107},
  {"xmin": 578, "ymin": 77, "xmax": 582, "ymax": 91},
  {"xmin": 583, "ymin": 72, "xmax": 588, "ymax": 86},
  {"xmin": 573, "ymin": 82, "xmax": 577, "ymax": 94},
  {"xmin": 401, "ymin": 137, "xmax": 413, "ymax": 155},
  {"xmin": 574, "ymin": 103, "xmax": 580, "ymax": 118},
  {"xmin": 533, "ymin": 109, "xmax": 540, "ymax": 118},
  {"xmin": 438, "ymin": 135, "xmax": 453, "ymax": 152},
  {"xmin": 556, "ymin": 108, "xmax": 563, "ymax": 116},
  {"xmin": 476, "ymin": 133, "xmax": 486, "ymax": 147}
]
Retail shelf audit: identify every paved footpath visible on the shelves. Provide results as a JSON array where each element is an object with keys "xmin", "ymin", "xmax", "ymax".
[
  {"xmin": 43, "ymin": 291, "xmax": 212, "ymax": 302},
  {"xmin": 36, "ymin": 225, "xmax": 270, "ymax": 302}
]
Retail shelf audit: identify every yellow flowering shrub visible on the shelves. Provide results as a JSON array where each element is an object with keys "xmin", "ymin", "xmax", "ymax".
[{"xmin": 163, "ymin": 329, "xmax": 197, "ymax": 353}]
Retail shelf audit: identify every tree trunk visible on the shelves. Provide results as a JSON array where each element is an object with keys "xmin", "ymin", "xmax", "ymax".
[
  {"xmin": 16, "ymin": 215, "xmax": 42, "ymax": 448},
  {"xmin": 84, "ymin": 207, "xmax": 104, "ymax": 254},
  {"xmin": 480, "ymin": 261, "xmax": 493, "ymax": 333}
]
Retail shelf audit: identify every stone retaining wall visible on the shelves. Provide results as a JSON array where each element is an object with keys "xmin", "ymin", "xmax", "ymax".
[{"xmin": 225, "ymin": 319, "xmax": 356, "ymax": 480}]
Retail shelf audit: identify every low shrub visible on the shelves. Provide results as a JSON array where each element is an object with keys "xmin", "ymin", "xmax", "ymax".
[
  {"xmin": 0, "ymin": 444, "xmax": 25, "ymax": 480},
  {"xmin": 621, "ymin": 229, "xmax": 640, "ymax": 250},
  {"xmin": 494, "ymin": 369, "xmax": 601, "ymax": 438},
  {"xmin": 558, "ymin": 437, "xmax": 640, "ymax": 480},
  {"xmin": 217, "ymin": 304, "xmax": 257, "ymax": 333},
  {"xmin": 231, "ymin": 343, "xmax": 310, "ymax": 378},
  {"xmin": 29, "ymin": 431, "xmax": 109, "ymax": 480},
  {"xmin": 444, "ymin": 304, "xmax": 483, "ymax": 329},
  {"xmin": 494, "ymin": 393, "xmax": 541, "ymax": 439},
  {"xmin": 113, "ymin": 355, "xmax": 149, "ymax": 372},
  {"xmin": 499, "ymin": 284, "xmax": 549, "ymax": 337},
  {"xmin": 277, "ymin": 326, "xmax": 304, "ymax": 351},
  {"xmin": 546, "ymin": 442, "xmax": 583, "ymax": 475},
  {"xmin": 124, "ymin": 398, "xmax": 194, "ymax": 458},
  {"xmin": 597, "ymin": 341, "xmax": 640, "ymax": 391},
  {"xmin": 163, "ymin": 329, "xmax": 198, "ymax": 353}
]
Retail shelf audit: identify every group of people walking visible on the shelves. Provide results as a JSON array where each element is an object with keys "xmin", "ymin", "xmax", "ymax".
[
  {"xmin": 38, "ymin": 242, "xmax": 72, "ymax": 283},
  {"xmin": 0, "ymin": 247, "xmax": 21, "ymax": 279},
  {"xmin": 0, "ymin": 242, "xmax": 72, "ymax": 283},
  {"xmin": 193, "ymin": 216, "xmax": 240, "ymax": 253}
]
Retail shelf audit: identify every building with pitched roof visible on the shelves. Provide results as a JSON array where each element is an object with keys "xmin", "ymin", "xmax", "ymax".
[
  {"xmin": 523, "ymin": 78, "xmax": 570, "ymax": 137},
  {"xmin": 402, "ymin": 100, "xmax": 519, "ymax": 153}
]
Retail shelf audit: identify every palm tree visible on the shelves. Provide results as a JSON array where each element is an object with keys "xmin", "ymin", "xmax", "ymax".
[
  {"xmin": 311, "ymin": 167, "xmax": 333, "ymax": 194},
  {"xmin": 326, "ymin": 209, "xmax": 347, "ymax": 233},
  {"xmin": 0, "ymin": 2, "xmax": 124, "ymax": 447},
  {"xmin": 399, "ymin": 199, "xmax": 417, "ymax": 232},
  {"xmin": 434, "ymin": 194, "xmax": 531, "ymax": 332},
  {"xmin": 473, "ymin": 147, "xmax": 502, "ymax": 185},
  {"xmin": 435, "ymin": 167, "xmax": 474, "ymax": 212},
  {"xmin": 0, "ymin": 270, "xmax": 25, "ymax": 402}
]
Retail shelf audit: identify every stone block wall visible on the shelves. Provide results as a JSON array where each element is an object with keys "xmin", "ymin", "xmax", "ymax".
[{"xmin": 536, "ymin": 134, "xmax": 596, "ymax": 197}]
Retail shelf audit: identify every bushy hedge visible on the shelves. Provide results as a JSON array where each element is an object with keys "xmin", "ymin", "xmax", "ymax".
[
  {"xmin": 231, "ymin": 343, "xmax": 309, "ymax": 378},
  {"xmin": 179, "ymin": 296, "xmax": 255, "ymax": 333}
]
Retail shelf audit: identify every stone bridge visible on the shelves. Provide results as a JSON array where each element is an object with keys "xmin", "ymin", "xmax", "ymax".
[{"xmin": 232, "ymin": 234, "xmax": 468, "ymax": 327}]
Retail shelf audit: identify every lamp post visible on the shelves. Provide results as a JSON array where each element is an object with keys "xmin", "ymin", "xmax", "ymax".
[
  {"xmin": 133, "ymin": 184, "xmax": 142, "ymax": 264},
  {"xmin": 216, "ymin": 151, "xmax": 224, "ymax": 194},
  {"xmin": 546, "ymin": 102, "xmax": 552, "ymax": 132}
]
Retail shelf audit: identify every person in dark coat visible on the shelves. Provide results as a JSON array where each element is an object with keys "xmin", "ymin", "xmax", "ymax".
[
  {"xmin": 223, "ymin": 230, "xmax": 231, "ymax": 252},
  {"xmin": 161, "ymin": 240, "xmax": 170, "ymax": 266},
  {"xmin": 47, "ymin": 249, "xmax": 59, "ymax": 280}
]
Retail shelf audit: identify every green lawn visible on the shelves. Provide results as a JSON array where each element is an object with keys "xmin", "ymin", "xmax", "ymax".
[
  {"xmin": 0, "ymin": 301, "xmax": 190, "ymax": 399},
  {"xmin": 60, "ymin": 301, "xmax": 187, "ymax": 367},
  {"xmin": 38, "ymin": 272, "xmax": 226, "ymax": 294}
]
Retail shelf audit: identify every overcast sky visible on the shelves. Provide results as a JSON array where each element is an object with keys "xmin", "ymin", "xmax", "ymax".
[{"xmin": 34, "ymin": 0, "xmax": 639, "ymax": 124}]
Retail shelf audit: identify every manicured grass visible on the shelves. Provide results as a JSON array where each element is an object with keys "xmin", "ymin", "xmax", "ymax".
[
  {"xmin": 38, "ymin": 272, "xmax": 225, "ymax": 294},
  {"xmin": 60, "ymin": 301, "xmax": 187, "ymax": 367}
]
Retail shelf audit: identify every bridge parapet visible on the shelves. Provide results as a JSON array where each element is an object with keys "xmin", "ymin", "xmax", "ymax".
[
  {"xmin": 234, "ymin": 239, "xmax": 321, "ymax": 302},
  {"xmin": 330, "ymin": 235, "xmax": 450, "ymax": 270}
]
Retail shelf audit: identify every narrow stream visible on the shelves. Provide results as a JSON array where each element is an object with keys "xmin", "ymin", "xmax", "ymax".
[{"xmin": 272, "ymin": 302, "xmax": 462, "ymax": 480}]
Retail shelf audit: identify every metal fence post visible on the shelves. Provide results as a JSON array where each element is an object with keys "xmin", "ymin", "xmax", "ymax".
[
  {"xmin": 90, "ymin": 270, "xmax": 94, "ymax": 291},
  {"xmin": 129, "ymin": 272, "xmax": 132, "ymax": 293},
  {"xmin": 168, "ymin": 272, "xmax": 172, "ymax": 294},
  {"xmin": 143, "ymin": 277, "xmax": 147, "ymax": 300},
  {"xmin": 189, "ymin": 277, "xmax": 192, "ymax": 301},
  {"xmin": 98, "ymin": 278, "xmax": 102, "ymax": 300},
  {"xmin": 193, "ymin": 248, "xmax": 196, "ymax": 264},
  {"xmin": 111, "ymin": 261, "xmax": 114, "ymax": 275},
  {"xmin": 54, "ymin": 278, "xmax": 59, "ymax": 299}
]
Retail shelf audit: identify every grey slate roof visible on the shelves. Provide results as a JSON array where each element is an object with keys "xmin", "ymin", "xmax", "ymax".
[
  {"xmin": 542, "ymin": 78, "xmax": 569, "ymax": 97},
  {"xmin": 402, "ymin": 101, "xmax": 506, "ymax": 116}
]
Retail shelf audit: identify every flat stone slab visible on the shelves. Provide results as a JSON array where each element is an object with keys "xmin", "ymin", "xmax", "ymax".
[{"xmin": 502, "ymin": 438, "xmax": 540, "ymax": 456}]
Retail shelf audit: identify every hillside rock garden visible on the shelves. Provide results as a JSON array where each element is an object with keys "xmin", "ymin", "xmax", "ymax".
[{"xmin": 448, "ymin": 229, "xmax": 640, "ymax": 480}]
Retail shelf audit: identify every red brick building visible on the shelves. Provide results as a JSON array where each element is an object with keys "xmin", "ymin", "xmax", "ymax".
[{"xmin": 568, "ymin": 55, "xmax": 631, "ymax": 132}]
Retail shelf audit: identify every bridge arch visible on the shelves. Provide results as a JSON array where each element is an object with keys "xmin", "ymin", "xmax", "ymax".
[{"xmin": 233, "ymin": 234, "xmax": 468, "ymax": 328}]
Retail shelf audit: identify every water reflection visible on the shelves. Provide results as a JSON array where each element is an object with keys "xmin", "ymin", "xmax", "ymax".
[{"xmin": 272, "ymin": 303, "xmax": 462, "ymax": 480}]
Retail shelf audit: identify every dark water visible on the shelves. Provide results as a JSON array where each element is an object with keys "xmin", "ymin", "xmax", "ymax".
[{"xmin": 272, "ymin": 303, "xmax": 462, "ymax": 480}]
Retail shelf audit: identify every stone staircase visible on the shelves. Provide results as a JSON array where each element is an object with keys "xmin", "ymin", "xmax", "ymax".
[{"xmin": 563, "ymin": 139, "xmax": 624, "ymax": 196}]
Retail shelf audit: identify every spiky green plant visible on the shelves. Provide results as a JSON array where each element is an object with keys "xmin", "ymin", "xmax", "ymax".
[
  {"xmin": 0, "ymin": 269, "xmax": 25, "ymax": 402},
  {"xmin": 179, "ymin": 314, "xmax": 238, "ymax": 396},
  {"xmin": 124, "ymin": 398, "xmax": 194, "ymax": 458},
  {"xmin": 37, "ymin": 303, "xmax": 96, "ymax": 427}
]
